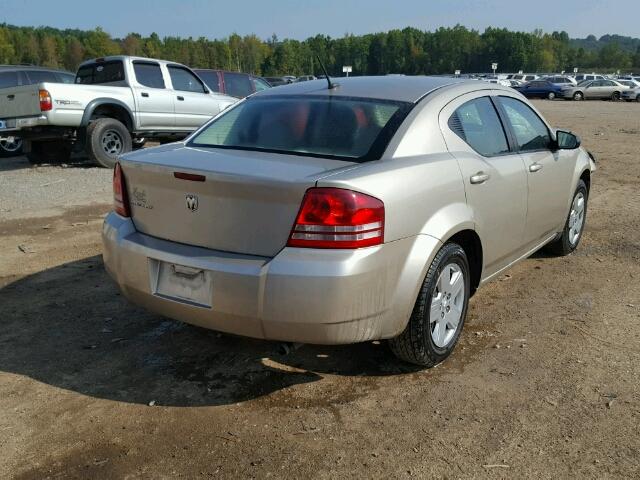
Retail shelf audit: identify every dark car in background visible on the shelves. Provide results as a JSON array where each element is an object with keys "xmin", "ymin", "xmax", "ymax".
[
  {"xmin": 515, "ymin": 79, "xmax": 564, "ymax": 100},
  {"xmin": 0, "ymin": 65, "xmax": 75, "ymax": 157},
  {"xmin": 194, "ymin": 69, "xmax": 271, "ymax": 98},
  {"xmin": 263, "ymin": 76, "xmax": 293, "ymax": 86}
]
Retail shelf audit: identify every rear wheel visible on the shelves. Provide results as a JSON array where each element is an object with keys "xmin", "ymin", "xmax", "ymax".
[
  {"xmin": 25, "ymin": 140, "xmax": 72, "ymax": 165},
  {"xmin": 0, "ymin": 136, "xmax": 23, "ymax": 158},
  {"xmin": 573, "ymin": 91, "xmax": 584, "ymax": 101},
  {"xmin": 636, "ymin": 95, "xmax": 640, "ymax": 103},
  {"xmin": 545, "ymin": 180, "xmax": 588, "ymax": 256},
  {"xmin": 86, "ymin": 117, "xmax": 132, "ymax": 168},
  {"xmin": 547, "ymin": 91, "xmax": 556, "ymax": 100},
  {"xmin": 611, "ymin": 91, "xmax": 621, "ymax": 101},
  {"xmin": 389, "ymin": 242, "xmax": 470, "ymax": 367}
]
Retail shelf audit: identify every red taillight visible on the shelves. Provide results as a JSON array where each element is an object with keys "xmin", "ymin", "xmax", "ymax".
[
  {"xmin": 39, "ymin": 89, "xmax": 52, "ymax": 111},
  {"xmin": 287, "ymin": 188, "xmax": 384, "ymax": 249},
  {"xmin": 113, "ymin": 163, "xmax": 130, "ymax": 217}
]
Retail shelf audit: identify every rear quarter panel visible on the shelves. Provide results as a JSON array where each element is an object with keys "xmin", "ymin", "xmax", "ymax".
[{"xmin": 42, "ymin": 83, "xmax": 136, "ymax": 127}]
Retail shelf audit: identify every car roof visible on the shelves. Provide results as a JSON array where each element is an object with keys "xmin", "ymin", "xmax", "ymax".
[
  {"xmin": 0, "ymin": 65, "xmax": 74, "ymax": 75},
  {"xmin": 252, "ymin": 75, "xmax": 475, "ymax": 103},
  {"xmin": 78, "ymin": 55, "xmax": 188, "ymax": 69}
]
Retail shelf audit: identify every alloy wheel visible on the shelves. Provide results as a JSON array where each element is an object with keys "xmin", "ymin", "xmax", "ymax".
[
  {"xmin": 0, "ymin": 136, "xmax": 23, "ymax": 153},
  {"xmin": 568, "ymin": 191, "xmax": 586, "ymax": 246},
  {"xmin": 430, "ymin": 263, "xmax": 465, "ymax": 348}
]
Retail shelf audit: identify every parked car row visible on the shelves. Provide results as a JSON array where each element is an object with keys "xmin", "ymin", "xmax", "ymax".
[{"xmin": 515, "ymin": 78, "xmax": 633, "ymax": 101}]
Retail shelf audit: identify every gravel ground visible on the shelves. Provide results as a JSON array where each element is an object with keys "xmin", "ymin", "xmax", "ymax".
[
  {"xmin": 0, "ymin": 156, "xmax": 112, "ymax": 220},
  {"xmin": 1, "ymin": 100, "xmax": 639, "ymax": 479}
]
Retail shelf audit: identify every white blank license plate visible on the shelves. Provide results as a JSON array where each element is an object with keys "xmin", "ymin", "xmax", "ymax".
[{"xmin": 151, "ymin": 260, "xmax": 213, "ymax": 308}]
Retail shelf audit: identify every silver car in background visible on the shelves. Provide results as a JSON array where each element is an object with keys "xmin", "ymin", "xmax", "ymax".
[
  {"xmin": 561, "ymin": 79, "xmax": 629, "ymax": 101},
  {"xmin": 103, "ymin": 76, "xmax": 595, "ymax": 366}
]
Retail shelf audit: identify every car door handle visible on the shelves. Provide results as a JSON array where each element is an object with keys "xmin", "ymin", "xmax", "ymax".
[
  {"xmin": 7, "ymin": 94, "xmax": 14, "ymax": 100},
  {"xmin": 470, "ymin": 172, "xmax": 490, "ymax": 184},
  {"xmin": 177, "ymin": 96, "xmax": 184, "ymax": 101},
  {"xmin": 141, "ymin": 92, "xmax": 149, "ymax": 98},
  {"xmin": 529, "ymin": 163, "xmax": 543, "ymax": 173}
]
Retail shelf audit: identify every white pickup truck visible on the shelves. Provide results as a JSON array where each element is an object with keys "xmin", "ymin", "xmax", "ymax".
[{"xmin": 0, "ymin": 56, "xmax": 237, "ymax": 167}]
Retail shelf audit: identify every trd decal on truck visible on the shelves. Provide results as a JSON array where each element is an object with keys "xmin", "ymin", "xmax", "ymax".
[{"xmin": 55, "ymin": 99, "xmax": 82, "ymax": 106}]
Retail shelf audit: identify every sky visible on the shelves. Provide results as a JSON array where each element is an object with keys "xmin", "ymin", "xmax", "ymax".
[{"xmin": 0, "ymin": 0, "xmax": 637, "ymax": 40}]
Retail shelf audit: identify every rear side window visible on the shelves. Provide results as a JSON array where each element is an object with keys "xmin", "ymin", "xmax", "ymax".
[
  {"xmin": 133, "ymin": 62, "xmax": 165, "ymax": 88},
  {"xmin": 253, "ymin": 77, "xmax": 271, "ymax": 92},
  {"xmin": 498, "ymin": 97, "xmax": 550, "ymax": 152},
  {"xmin": 168, "ymin": 66, "xmax": 206, "ymax": 93},
  {"xmin": 190, "ymin": 95, "xmax": 412, "ymax": 162},
  {"xmin": 195, "ymin": 70, "xmax": 220, "ymax": 92},
  {"xmin": 223, "ymin": 72, "xmax": 254, "ymax": 98},
  {"xmin": 59, "ymin": 73, "xmax": 76, "ymax": 84},
  {"xmin": 76, "ymin": 61, "xmax": 125, "ymax": 85},
  {"xmin": 0, "ymin": 71, "xmax": 19, "ymax": 88},
  {"xmin": 448, "ymin": 97, "xmax": 509, "ymax": 157},
  {"xmin": 25, "ymin": 70, "xmax": 58, "ymax": 84}
]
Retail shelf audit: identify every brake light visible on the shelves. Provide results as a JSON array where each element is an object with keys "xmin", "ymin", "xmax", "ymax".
[
  {"xmin": 287, "ymin": 188, "xmax": 384, "ymax": 249},
  {"xmin": 39, "ymin": 89, "xmax": 52, "ymax": 111},
  {"xmin": 113, "ymin": 163, "xmax": 130, "ymax": 217}
]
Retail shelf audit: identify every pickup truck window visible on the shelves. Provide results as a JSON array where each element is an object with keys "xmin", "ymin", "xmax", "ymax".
[
  {"xmin": 223, "ymin": 72, "xmax": 253, "ymax": 98},
  {"xmin": 76, "ymin": 61, "xmax": 125, "ymax": 85},
  {"xmin": 168, "ymin": 66, "xmax": 206, "ymax": 93},
  {"xmin": 195, "ymin": 70, "xmax": 220, "ymax": 92},
  {"xmin": 133, "ymin": 62, "xmax": 165, "ymax": 89}
]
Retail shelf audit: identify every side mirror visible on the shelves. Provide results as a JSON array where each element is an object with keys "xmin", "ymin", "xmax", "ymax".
[{"xmin": 554, "ymin": 130, "xmax": 581, "ymax": 150}]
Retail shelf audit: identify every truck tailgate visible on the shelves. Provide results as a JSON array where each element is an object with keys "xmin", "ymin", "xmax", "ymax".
[{"xmin": 0, "ymin": 85, "xmax": 42, "ymax": 119}]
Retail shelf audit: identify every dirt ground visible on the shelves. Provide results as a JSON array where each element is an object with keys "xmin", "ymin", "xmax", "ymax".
[{"xmin": 1, "ymin": 100, "xmax": 639, "ymax": 479}]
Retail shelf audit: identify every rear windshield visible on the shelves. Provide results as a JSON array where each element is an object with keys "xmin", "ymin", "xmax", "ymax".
[
  {"xmin": 189, "ymin": 95, "xmax": 412, "ymax": 162},
  {"xmin": 76, "ymin": 61, "xmax": 125, "ymax": 85}
]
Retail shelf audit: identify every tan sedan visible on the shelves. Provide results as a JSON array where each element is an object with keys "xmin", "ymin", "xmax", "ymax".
[
  {"xmin": 561, "ymin": 79, "xmax": 629, "ymax": 100},
  {"xmin": 103, "ymin": 76, "xmax": 595, "ymax": 366}
]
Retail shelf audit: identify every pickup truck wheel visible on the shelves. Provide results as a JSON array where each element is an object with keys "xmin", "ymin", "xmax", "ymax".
[
  {"xmin": 86, "ymin": 118, "xmax": 132, "ymax": 168},
  {"xmin": 25, "ymin": 140, "xmax": 72, "ymax": 165},
  {"xmin": 545, "ymin": 180, "xmax": 588, "ymax": 256},
  {"xmin": 0, "ymin": 136, "xmax": 23, "ymax": 158},
  {"xmin": 389, "ymin": 242, "xmax": 470, "ymax": 367}
]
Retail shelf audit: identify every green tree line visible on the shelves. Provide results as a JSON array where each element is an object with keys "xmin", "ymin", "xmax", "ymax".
[{"xmin": 1, "ymin": 23, "xmax": 639, "ymax": 76}]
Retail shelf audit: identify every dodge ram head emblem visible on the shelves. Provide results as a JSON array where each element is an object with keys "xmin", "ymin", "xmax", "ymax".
[{"xmin": 186, "ymin": 194, "xmax": 198, "ymax": 212}]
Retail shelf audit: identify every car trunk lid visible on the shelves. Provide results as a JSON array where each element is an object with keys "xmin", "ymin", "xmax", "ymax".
[{"xmin": 120, "ymin": 144, "xmax": 359, "ymax": 257}]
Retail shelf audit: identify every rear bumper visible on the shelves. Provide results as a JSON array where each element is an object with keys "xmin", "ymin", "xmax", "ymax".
[
  {"xmin": 102, "ymin": 212, "xmax": 441, "ymax": 344},
  {"xmin": 0, "ymin": 115, "xmax": 48, "ymax": 132}
]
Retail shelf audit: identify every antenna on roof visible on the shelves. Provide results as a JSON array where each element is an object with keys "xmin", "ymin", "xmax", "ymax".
[{"xmin": 316, "ymin": 55, "xmax": 339, "ymax": 90}]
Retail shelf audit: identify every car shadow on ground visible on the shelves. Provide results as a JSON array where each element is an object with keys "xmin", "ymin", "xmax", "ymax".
[
  {"xmin": 0, "ymin": 154, "xmax": 97, "ymax": 172},
  {"xmin": 0, "ymin": 255, "xmax": 422, "ymax": 408}
]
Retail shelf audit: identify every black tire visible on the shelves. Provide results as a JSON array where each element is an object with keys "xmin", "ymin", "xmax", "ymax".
[
  {"xmin": 547, "ymin": 91, "xmax": 556, "ymax": 100},
  {"xmin": 636, "ymin": 95, "xmax": 640, "ymax": 103},
  {"xmin": 0, "ymin": 137, "xmax": 23, "ymax": 158},
  {"xmin": 86, "ymin": 117, "xmax": 132, "ymax": 168},
  {"xmin": 573, "ymin": 91, "xmax": 584, "ymax": 101},
  {"xmin": 545, "ymin": 179, "xmax": 588, "ymax": 256},
  {"xmin": 611, "ymin": 91, "xmax": 621, "ymax": 101},
  {"xmin": 25, "ymin": 140, "xmax": 72, "ymax": 165},
  {"xmin": 389, "ymin": 242, "xmax": 471, "ymax": 367}
]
